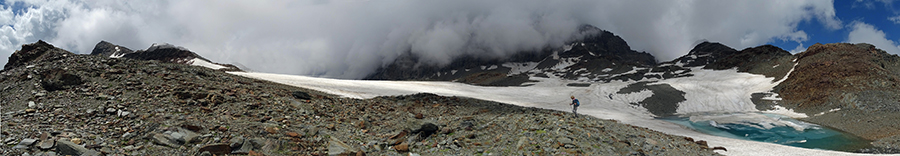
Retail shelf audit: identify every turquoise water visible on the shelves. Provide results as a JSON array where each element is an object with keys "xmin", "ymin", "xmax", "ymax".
[{"xmin": 660, "ymin": 113, "xmax": 873, "ymax": 152}]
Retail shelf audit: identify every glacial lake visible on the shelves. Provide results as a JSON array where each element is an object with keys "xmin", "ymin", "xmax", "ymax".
[{"xmin": 660, "ymin": 112, "xmax": 873, "ymax": 152}]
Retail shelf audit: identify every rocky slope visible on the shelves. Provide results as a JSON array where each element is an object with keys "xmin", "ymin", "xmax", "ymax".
[
  {"xmin": 360, "ymin": 25, "xmax": 900, "ymax": 152},
  {"xmin": 774, "ymin": 43, "xmax": 900, "ymax": 141},
  {"xmin": 90, "ymin": 41, "xmax": 242, "ymax": 72},
  {"xmin": 1, "ymin": 41, "xmax": 722, "ymax": 155},
  {"xmin": 365, "ymin": 25, "xmax": 660, "ymax": 85}
]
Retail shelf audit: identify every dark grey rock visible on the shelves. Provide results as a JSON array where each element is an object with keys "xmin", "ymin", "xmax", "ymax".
[
  {"xmin": 413, "ymin": 123, "xmax": 439, "ymax": 140},
  {"xmin": 13, "ymin": 138, "xmax": 37, "ymax": 149},
  {"xmin": 37, "ymin": 139, "xmax": 54, "ymax": 150},
  {"xmin": 327, "ymin": 137, "xmax": 358, "ymax": 156},
  {"xmin": 291, "ymin": 91, "xmax": 312, "ymax": 100},
  {"xmin": 558, "ymin": 137, "xmax": 574, "ymax": 145},
  {"xmin": 616, "ymin": 81, "xmax": 684, "ymax": 117},
  {"xmin": 229, "ymin": 136, "xmax": 244, "ymax": 149},
  {"xmin": 198, "ymin": 143, "xmax": 231, "ymax": 155},
  {"xmin": 171, "ymin": 127, "xmax": 199, "ymax": 144},
  {"xmin": 231, "ymin": 139, "xmax": 253, "ymax": 154},
  {"xmin": 39, "ymin": 68, "xmax": 84, "ymax": 91},
  {"xmin": 150, "ymin": 133, "xmax": 179, "ymax": 148},
  {"xmin": 90, "ymin": 41, "xmax": 134, "ymax": 58},
  {"xmin": 34, "ymin": 151, "xmax": 57, "ymax": 156},
  {"xmin": 56, "ymin": 140, "xmax": 98, "ymax": 156},
  {"xmin": 3, "ymin": 137, "xmax": 15, "ymax": 144}
]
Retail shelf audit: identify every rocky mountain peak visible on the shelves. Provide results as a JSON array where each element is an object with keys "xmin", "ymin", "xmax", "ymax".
[
  {"xmin": 773, "ymin": 43, "xmax": 900, "ymax": 140},
  {"xmin": 703, "ymin": 44, "xmax": 794, "ymax": 79},
  {"xmin": 0, "ymin": 39, "xmax": 723, "ymax": 155},
  {"xmin": 666, "ymin": 41, "xmax": 738, "ymax": 67},
  {"xmin": 562, "ymin": 28, "xmax": 657, "ymax": 66},
  {"xmin": 90, "ymin": 41, "xmax": 134, "ymax": 58},
  {"xmin": 88, "ymin": 41, "xmax": 241, "ymax": 71},
  {"xmin": 3, "ymin": 40, "xmax": 73, "ymax": 71},
  {"xmin": 123, "ymin": 43, "xmax": 205, "ymax": 64},
  {"xmin": 365, "ymin": 25, "xmax": 659, "ymax": 84}
]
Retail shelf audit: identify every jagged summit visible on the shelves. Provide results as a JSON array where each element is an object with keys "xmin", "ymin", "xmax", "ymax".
[
  {"xmin": 705, "ymin": 44, "xmax": 794, "ymax": 79},
  {"xmin": 90, "ymin": 41, "xmax": 134, "ymax": 58},
  {"xmin": 123, "ymin": 43, "xmax": 206, "ymax": 64},
  {"xmin": 89, "ymin": 41, "xmax": 241, "ymax": 71},
  {"xmin": 665, "ymin": 42, "xmax": 738, "ymax": 67},
  {"xmin": 3, "ymin": 40, "xmax": 71, "ymax": 71},
  {"xmin": 365, "ymin": 25, "xmax": 659, "ymax": 85}
]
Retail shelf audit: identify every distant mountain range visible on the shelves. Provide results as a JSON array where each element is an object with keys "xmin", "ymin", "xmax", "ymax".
[
  {"xmin": 366, "ymin": 25, "xmax": 900, "ymax": 143},
  {"xmin": 365, "ymin": 25, "xmax": 794, "ymax": 86},
  {"xmin": 3, "ymin": 25, "xmax": 900, "ymax": 152}
]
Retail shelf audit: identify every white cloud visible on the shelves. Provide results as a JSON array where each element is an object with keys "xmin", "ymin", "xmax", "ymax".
[
  {"xmin": 890, "ymin": 15, "xmax": 900, "ymax": 24},
  {"xmin": 789, "ymin": 43, "xmax": 808, "ymax": 54},
  {"xmin": 847, "ymin": 22, "xmax": 900, "ymax": 54},
  {"xmin": 0, "ymin": 0, "xmax": 842, "ymax": 79}
]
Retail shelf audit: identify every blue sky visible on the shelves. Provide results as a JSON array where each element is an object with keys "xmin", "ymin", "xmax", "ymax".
[
  {"xmin": 0, "ymin": 0, "xmax": 898, "ymax": 78},
  {"xmin": 772, "ymin": 0, "xmax": 899, "ymax": 53}
]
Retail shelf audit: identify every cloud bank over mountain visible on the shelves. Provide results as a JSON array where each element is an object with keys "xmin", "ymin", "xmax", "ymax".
[
  {"xmin": 1, "ymin": 0, "xmax": 843, "ymax": 78},
  {"xmin": 847, "ymin": 22, "xmax": 900, "ymax": 54}
]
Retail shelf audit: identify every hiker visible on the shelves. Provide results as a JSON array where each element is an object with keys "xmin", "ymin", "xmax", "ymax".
[{"xmin": 569, "ymin": 95, "xmax": 580, "ymax": 117}]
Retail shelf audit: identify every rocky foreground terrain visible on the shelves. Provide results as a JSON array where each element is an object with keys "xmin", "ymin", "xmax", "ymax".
[{"xmin": 1, "ymin": 41, "xmax": 722, "ymax": 155}]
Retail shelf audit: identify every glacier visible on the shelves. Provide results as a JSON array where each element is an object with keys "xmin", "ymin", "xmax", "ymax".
[{"xmin": 228, "ymin": 69, "xmax": 894, "ymax": 156}]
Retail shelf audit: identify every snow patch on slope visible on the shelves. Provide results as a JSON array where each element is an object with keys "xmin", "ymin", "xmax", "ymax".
[
  {"xmin": 762, "ymin": 106, "xmax": 808, "ymax": 118},
  {"xmin": 188, "ymin": 58, "xmax": 227, "ymax": 70},
  {"xmin": 654, "ymin": 68, "xmax": 774, "ymax": 114},
  {"xmin": 227, "ymin": 71, "xmax": 869, "ymax": 156}
]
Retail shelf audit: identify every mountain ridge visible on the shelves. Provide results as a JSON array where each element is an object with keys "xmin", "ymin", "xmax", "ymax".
[
  {"xmin": 0, "ymin": 39, "xmax": 725, "ymax": 155},
  {"xmin": 362, "ymin": 26, "xmax": 900, "ymax": 150}
]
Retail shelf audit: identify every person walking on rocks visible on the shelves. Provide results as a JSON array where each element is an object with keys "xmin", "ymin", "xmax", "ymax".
[{"xmin": 570, "ymin": 95, "xmax": 580, "ymax": 117}]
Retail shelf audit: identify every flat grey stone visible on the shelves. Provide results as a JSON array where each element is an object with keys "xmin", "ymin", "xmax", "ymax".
[
  {"xmin": 56, "ymin": 140, "xmax": 97, "ymax": 156},
  {"xmin": 13, "ymin": 138, "xmax": 37, "ymax": 149},
  {"xmin": 557, "ymin": 137, "xmax": 574, "ymax": 145},
  {"xmin": 150, "ymin": 133, "xmax": 179, "ymax": 148},
  {"xmin": 327, "ymin": 137, "xmax": 358, "ymax": 156},
  {"xmin": 37, "ymin": 139, "xmax": 54, "ymax": 150}
]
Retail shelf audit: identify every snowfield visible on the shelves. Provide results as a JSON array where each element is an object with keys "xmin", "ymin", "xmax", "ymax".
[
  {"xmin": 188, "ymin": 58, "xmax": 228, "ymax": 70},
  {"xmin": 228, "ymin": 69, "xmax": 894, "ymax": 156}
]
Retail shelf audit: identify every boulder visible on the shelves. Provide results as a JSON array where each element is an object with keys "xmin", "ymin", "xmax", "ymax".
[
  {"xmin": 393, "ymin": 142, "xmax": 409, "ymax": 152},
  {"xmin": 12, "ymin": 138, "xmax": 37, "ymax": 149},
  {"xmin": 712, "ymin": 146, "xmax": 727, "ymax": 151},
  {"xmin": 39, "ymin": 68, "xmax": 84, "ymax": 91},
  {"xmin": 232, "ymin": 139, "xmax": 255, "ymax": 154},
  {"xmin": 150, "ymin": 133, "xmax": 179, "ymax": 148},
  {"xmin": 292, "ymin": 91, "xmax": 312, "ymax": 100},
  {"xmin": 412, "ymin": 123, "xmax": 438, "ymax": 140},
  {"xmin": 37, "ymin": 139, "xmax": 54, "ymax": 150},
  {"xmin": 328, "ymin": 137, "xmax": 359, "ymax": 156},
  {"xmin": 198, "ymin": 143, "xmax": 232, "ymax": 155},
  {"xmin": 57, "ymin": 140, "xmax": 99, "ymax": 156},
  {"xmin": 557, "ymin": 137, "xmax": 574, "ymax": 146}
]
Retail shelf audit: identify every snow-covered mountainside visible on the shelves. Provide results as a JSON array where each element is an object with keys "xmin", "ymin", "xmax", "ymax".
[
  {"xmin": 5, "ymin": 39, "xmax": 900, "ymax": 155},
  {"xmin": 362, "ymin": 26, "xmax": 900, "ymax": 153},
  {"xmin": 88, "ymin": 41, "xmax": 241, "ymax": 71},
  {"xmin": 229, "ymin": 68, "xmax": 869, "ymax": 156},
  {"xmin": 365, "ymin": 25, "xmax": 660, "ymax": 85},
  {"xmin": 3, "ymin": 40, "xmax": 732, "ymax": 156}
]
